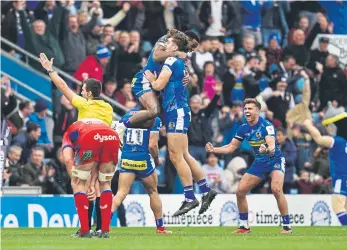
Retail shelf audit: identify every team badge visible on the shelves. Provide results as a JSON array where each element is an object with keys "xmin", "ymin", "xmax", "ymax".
[
  {"xmin": 256, "ymin": 132, "xmax": 261, "ymax": 138},
  {"xmin": 274, "ymin": 163, "xmax": 280, "ymax": 169},
  {"xmin": 81, "ymin": 150, "xmax": 92, "ymax": 161},
  {"xmin": 126, "ymin": 202, "xmax": 146, "ymax": 226},
  {"xmin": 168, "ymin": 122, "xmax": 175, "ymax": 129},
  {"xmin": 311, "ymin": 201, "xmax": 331, "ymax": 226},
  {"xmin": 220, "ymin": 201, "xmax": 239, "ymax": 226}
]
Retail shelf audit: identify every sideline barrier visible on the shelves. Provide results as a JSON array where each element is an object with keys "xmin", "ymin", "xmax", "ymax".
[{"xmin": 0, "ymin": 195, "xmax": 340, "ymax": 228}]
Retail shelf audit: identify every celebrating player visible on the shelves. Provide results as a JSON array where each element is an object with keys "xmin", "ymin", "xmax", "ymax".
[
  {"xmin": 111, "ymin": 108, "xmax": 171, "ymax": 234},
  {"xmin": 39, "ymin": 53, "xmax": 119, "ymax": 238},
  {"xmin": 121, "ymin": 29, "xmax": 200, "ymax": 129},
  {"xmin": 205, "ymin": 98, "xmax": 292, "ymax": 233},
  {"xmin": 144, "ymin": 32, "xmax": 217, "ymax": 216},
  {"xmin": 303, "ymin": 103, "xmax": 347, "ymax": 226}
]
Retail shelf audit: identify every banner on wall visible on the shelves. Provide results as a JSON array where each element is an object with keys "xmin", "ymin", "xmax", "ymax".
[{"xmin": 0, "ymin": 195, "xmax": 340, "ymax": 228}]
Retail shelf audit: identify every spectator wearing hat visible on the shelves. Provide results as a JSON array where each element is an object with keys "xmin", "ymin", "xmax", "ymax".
[
  {"xmin": 266, "ymin": 34, "xmax": 282, "ymax": 69},
  {"xmin": 223, "ymin": 37, "xmax": 235, "ymax": 61},
  {"xmin": 28, "ymin": 99, "xmax": 51, "ymax": 147},
  {"xmin": 74, "ymin": 44, "xmax": 111, "ymax": 83}
]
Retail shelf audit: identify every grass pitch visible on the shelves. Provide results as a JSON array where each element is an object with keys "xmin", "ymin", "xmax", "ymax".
[{"xmin": 2, "ymin": 227, "xmax": 347, "ymax": 250}]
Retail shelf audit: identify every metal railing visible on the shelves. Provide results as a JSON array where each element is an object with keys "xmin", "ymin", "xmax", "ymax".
[{"xmin": 1, "ymin": 36, "xmax": 128, "ymax": 118}]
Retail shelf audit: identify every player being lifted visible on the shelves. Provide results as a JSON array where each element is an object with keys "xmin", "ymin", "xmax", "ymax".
[
  {"xmin": 144, "ymin": 32, "xmax": 217, "ymax": 216},
  {"xmin": 206, "ymin": 98, "xmax": 292, "ymax": 233},
  {"xmin": 39, "ymin": 53, "xmax": 120, "ymax": 238},
  {"xmin": 304, "ymin": 102, "xmax": 347, "ymax": 226},
  {"xmin": 111, "ymin": 109, "xmax": 171, "ymax": 234},
  {"xmin": 120, "ymin": 29, "xmax": 199, "ymax": 129}
]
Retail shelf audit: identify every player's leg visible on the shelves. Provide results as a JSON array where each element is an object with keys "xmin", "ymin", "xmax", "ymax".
[
  {"xmin": 270, "ymin": 161, "xmax": 292, "ymax": 233},
  {"xmin": 183, "ymin": 149, "xmax": 217, "ymax": 214},
  {"xmin": 112, "ymin": 172, "xmax": 136, "ymax": 213},
  {"xmin": 141, "ymin": 170, "xmax": 172, "ymax": 234},
  {"xmin": 234, "ymin": 173, "xmax": 262, "ymax": 233},
  {"xmin": 94, "ymin": 181, "xmax": 102, "ymax": 233},
  {"xmin": 167, "ymin": 133, "xmax": 199, "ymax": 216}
]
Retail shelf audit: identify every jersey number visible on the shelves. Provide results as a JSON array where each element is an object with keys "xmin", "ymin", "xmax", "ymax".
[{"xmin": 126, "ymin": 128, "xmax": 144, "ymax": 146}]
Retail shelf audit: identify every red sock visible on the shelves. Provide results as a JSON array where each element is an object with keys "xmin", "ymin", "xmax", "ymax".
[
  {"xmin": 100, "ymin": 190, "xmax": 113, "ymax": 232},
  {"xmin": 74, "ymin": 193, "xmax": 89, "ymax": 234}
]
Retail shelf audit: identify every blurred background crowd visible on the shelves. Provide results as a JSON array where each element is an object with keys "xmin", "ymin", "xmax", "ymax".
[{"xmin": 1, "ymin": 0, "xmax": 347, "ymax": 196}]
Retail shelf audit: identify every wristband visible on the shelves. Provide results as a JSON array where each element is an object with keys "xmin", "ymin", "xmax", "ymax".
[{"xmin": 47, "ymin": 69, "xmax": 54, "ymax": 74}]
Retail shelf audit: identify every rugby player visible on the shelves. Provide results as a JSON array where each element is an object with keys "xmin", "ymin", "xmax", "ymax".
[
  {"xmin": 121, "ymin": 29, "xmax": 199, "ymax": 129},
  {"xmin": 39, "ymin": 53, "xmax": 119, "ymax": 238},
  {"xmin": 144, "ymin": 32, "xmax": 217, "ymax": 216},
  {"xmin": 205, "ymin": 98, "xmax": 292, "ymax": 233},
  {"xmin": 303, "ymin": 103, "xmax": 347, "ymax": 226},
  {"xmin": 111, "ymin": 108, "xmax": 171, "ymax": 234}
]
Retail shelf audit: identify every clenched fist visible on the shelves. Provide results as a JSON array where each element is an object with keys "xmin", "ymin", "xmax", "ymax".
[{"xmin": 205, "ymin": 142, "xmax": 215, "ymax": 153}]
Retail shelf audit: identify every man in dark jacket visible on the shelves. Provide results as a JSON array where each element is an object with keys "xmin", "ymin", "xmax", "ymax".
[
  {"xmin": 5, "ymin": 145, "xmax": 23, "ymax": 186},
  {"xmin": 188, "ymin": 83, "xmax": 222, "ymax": 163},
  {"xmin": 7, "ymin": 101, "xmax": 33, "ymax": 134},
  {"xmin": 276, "ymin": 127, "xmax": 297, "ymax": 194},
  {"xmin": 22, "ymin": 146, "xmax": 47, "ymax": 190}
]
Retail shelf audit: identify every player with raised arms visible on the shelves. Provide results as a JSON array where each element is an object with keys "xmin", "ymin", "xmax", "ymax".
[
  {"xmin": 144, "ymin": 32, "xmax": 217, "ymax": 216},
  {"xmin": 39, "ymin": 53, "xmax": 119, "ymax": 238},
  {"xmin": 120, "ymin": 29, "xmax": 200, "ymax": 130},
  {"xmin": 303, "ymin": 103, "xmax": 347, "ymax": 226},
  {"xmin": 111, "ymin": 109, "xmax": 171, "ymax": 234},
  {"xmin": 205, "ymin": 98, "xmax": 292, "ymax": 233}
]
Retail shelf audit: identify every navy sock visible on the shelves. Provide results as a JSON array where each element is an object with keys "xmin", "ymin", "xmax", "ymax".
[
  {"xmin": 239, "ymin": 213, "xmax": 249, "ymax": 228},
  {"xmin": 155, "ymin": 218, "xmax": 164, "ymax": 228},
  {"xmin": 197, "ymin": 179, "xmax": 210, "ymax": 195},
  {"xmin": 282, "ymin": 215, "xmax": 290, "ymax": 227},
  {"xmin": 183, "ymin": 185, "xmax": 195, "ymax": 201},
  {"xmin": 95, "ymin": 197, "xmax": 101, "ymax": 231},
  {"xmin": 88, "ymin": 201, "xmax": 94, "ymax": 230},
  {"xmin": 337, "ymin": 212, "xmax": 347, "ymax": 225}
]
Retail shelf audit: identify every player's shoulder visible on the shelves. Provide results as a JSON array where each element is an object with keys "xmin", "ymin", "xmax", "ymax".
[{"xmin": 164, "ymin": 56, "xmax": 179, "ymax": 66}]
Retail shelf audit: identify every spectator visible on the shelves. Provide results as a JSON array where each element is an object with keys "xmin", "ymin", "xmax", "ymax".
[
  {"xmin": 238, "ymin": 34, "xmax": 256, "ymax": 61},
  {"xmin": 305, "ymin": 13, "xmax": 333, "ymax": 48},
  {"xmin": 266, "ymin": 34, "xmax": 282, "ymax": 69},
  {"xmin": 86, "ymin": 19, "xmax": 103, "ymax": 56},
  {"xmin": 33, "ymin": 1, "xmax": 62, "ymax": 26},
  {"xmin": 307, "ymin": 37, "xmax": 329, "ymax": 79},
  {"xmin": 210, "ymin": 37, "xmax": 227, "ymax": 76},
  {"xmin": 188, "ymin": 83, "xmax": 222, "ymax": 164},
  {"xmin": 318, "ymin": 54, "xmax": 347, "ymax": 111},
  {"xmin": 191, "ymin": 37, "xmax": 214, "ymax": 76},
  {"xmin": 319, "ymin": 0, "xmax": 347, "ymax": 35},
  {"xmin": 103, "ymin": 24, "xmax": 119, "ymax": 51},
  {"xmin": 288, "ymin": 16, "xmax": 310, "ymax": 45},
  {"xmin": 276, "ymin": 127, "xmax": 297, "ymax": 193},
  {"xmin": 295, "ymin": 170, "xmax": 320, "ymax": 194},
  {"xmin": 240, "ymin": 1, "xmax": 264, "ymax": 45},
  {"xmin": 223, "ymin": 37, "xmax": 235, "ymax": 61},
  {"xmin": 115, "ymin": 81, "xmax": 135, "ymax": 106},
  {"xmin": 161, "ymin": 0, "xmax": 177, "ymax": 30},
  {"xmin": 12, "ymin": 122, "xmax": 41, "ymax": 165},
  {"xmin": 28, "ymin": 99, "xmax": 51, "ymax": 147},
  {"xmin": 142, "ymin": 1, "xmax": 166, "ymax": 45},
  {"xmin": 103, "ymin": 77, "xmax": 118, "ymax": 98},
  {"xmin": 312, "ymin": 147, "xmax": 330, "ymax": 180},
  {"xmin": 1, "ymin": 76, "xmax": 17, "ymax": 121},
  {"xmin": 271, "ymin": 54, "xmax": 296, "ymax": 81},
  {"xmin": 112, "ymin": 1, "xmax": 145, "ymax": 32},
  {"xmin": 4, "ymin": 145, "xmax": 23, "ymax": 186},
  {"xmin": 7, "ymin": 101, "xmax": 33, "ymax": 134},
  {"xmin": 224, "ymin": 156, "xmax": 247, "ymax": 193},
  {"xmin": 201, "ymin": 153, "xmax": 227, "ymax": 194},
  {"xmin": 74, "ymin": 45, "xmax": 111, "ymax": 83},
  {"xmin": 202, "ymin": 62, "xmax": 220, "ymax": 100},
  {"xmin": 52, "ymin": 148, "xmax": 72, "ymax": 194},
  {"xmin": 282, "ymin": 29, "xmax": 309, "ymax": 67}
]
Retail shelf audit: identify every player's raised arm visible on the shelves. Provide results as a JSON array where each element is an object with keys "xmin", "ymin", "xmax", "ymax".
[
  {"xmin": 205, "ymin": 138, "xmax": 242, "ymax": 155},
  {"xmin": 39, "ymin": 53, "xmax": 75, "ymax": 103},
  {"xmin": 303, "ymin": 119, "xmax": 334, "ymax": 148}
]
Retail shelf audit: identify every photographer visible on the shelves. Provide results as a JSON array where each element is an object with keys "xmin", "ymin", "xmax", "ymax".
[{"xmin": 4, "ymin": 145, "xmax": 23, "ymax": 186}]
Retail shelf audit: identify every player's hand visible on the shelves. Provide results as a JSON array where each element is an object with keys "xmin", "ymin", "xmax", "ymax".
[
  {"xmin": 87, "ymin": 186, "xmax": 96, "ymax": 201},
  {"xmin": 122, "ymin": 2, "xmax": 131, "ymax": 12},
  {"xmin": 144, "ymin": 70, "xmax": 157, "ymax": 83},
  {"xmin": 205, "ymin": 142, "xmax": 215, "ymax": 153},
  {"xmin": 155, "ymin": 158, "xmax": 163, "ymax": 166},
  {"xmin": 182, "ymin": 71, "xmax": 190, "ymax": 85},
  {"xmin": 39, "ymin": 53, "xmax": 54, "ymax": 71},
  {"xmin": 259, "ymin": 144, "xmax": 268, "ymax": 154}
]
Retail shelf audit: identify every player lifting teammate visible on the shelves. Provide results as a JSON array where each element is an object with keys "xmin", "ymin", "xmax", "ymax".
[
  {"xmin": 144, "ymin": 32, "xmax": 217, "ymax": 216},
  {"xmin": 111, "ymin": 108, "xmax": 171, "ymax": 234},
  {"xmin": 206, "ymin": 98, "xmax": 292, "ymax": 233},
  {"xmin": 39, "ymin": 53, "xmax": 120, "ymax": 238}
]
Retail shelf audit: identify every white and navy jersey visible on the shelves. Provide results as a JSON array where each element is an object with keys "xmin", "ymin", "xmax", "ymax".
[
  {"xmin": 143, "ymin": 35, "xmax": 168, "ymax": 75},
  {"xmin": 329, "ymin": 136, "xmax": 347, "ymax": 178},
  {"xmin": 120, "ymin": 108, "xmax": 162, "ymax": 160},
  {"xmin": 234, "ymin": 117, "xmax": 282, "ymax": 162},
  {"xmin": 161, "ymin": 56, "xmax": 189, "ymax": 114}
]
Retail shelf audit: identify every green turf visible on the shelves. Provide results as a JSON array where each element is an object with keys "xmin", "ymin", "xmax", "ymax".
[{"xmin": 2, "ymin": 227, "xmax": 347, "ymax": 250}]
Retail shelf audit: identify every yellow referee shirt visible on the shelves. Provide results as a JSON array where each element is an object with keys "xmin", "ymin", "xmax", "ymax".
[{"xmin": 71, "ymin": 95, "xmax": 113, "ymax": 126}]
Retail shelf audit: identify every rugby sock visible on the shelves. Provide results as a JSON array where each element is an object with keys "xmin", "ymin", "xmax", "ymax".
[
  {"xmin": 100, "ymin": 190, "xmax": 113, "ymax": 232},
  {"xmin": 88, "ymin": 201, "xmax": 94, "ymax": 230},
  {"xmin": 197, "ymin": 179, "xmax": 210, "ymax": 196},
  {"xmin": 282, "ymin": 215, "xmax": 291, "ymax": 228},
  {"xmin": 239, "ymin": 213, "xmax": 249, "ymax": 229},
  {"xmin": 74, "ymin": 192, "xmax": 89, "ymax": 234},
  {"xmin": 95, "ymin": 197, "xmax": 102, "ymax": 231},
  {"xmin": 184, "ymin": 185, "xmax": 196, "ymax": 202},
  {"xmin": 337, "ymin": 212, "xmax": 347, "ymax": 225},
  {"xmin": 155, "ymin": 218, "xmax": 164, "ymax": 229}
]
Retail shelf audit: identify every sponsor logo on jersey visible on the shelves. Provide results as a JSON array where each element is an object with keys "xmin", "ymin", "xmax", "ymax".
[
  {"xmin": 311, "ymin": 201, "xmax": 331, "ymax": 226},
  {"xmin": 94, "ymin": 133, "xmax": 118, "ymax": 142},
  {"xmin": 121, "ymin": 159, "xmax": 147, "ymax": 170},
  {"xmin": 125, "ymin": 202, "xmax": 145, "ymax": 226},
  {"xmin": 220, "ymin": 201, "xmax": 239, "ymax": 226}
]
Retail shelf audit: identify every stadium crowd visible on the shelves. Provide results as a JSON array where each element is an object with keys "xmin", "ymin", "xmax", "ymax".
[{"xmin": 1, "ymin": 0, "xmax": 347, "ymax": 196}]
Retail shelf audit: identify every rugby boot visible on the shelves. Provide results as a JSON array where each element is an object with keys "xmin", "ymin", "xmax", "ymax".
[
  {"xmin": 233, "ymin": 226, "xmax": 251, "ymax": 234},
  {"xmin": 156, "ymin": 227, "xmax": 172, "ymax": 235},
  {"xmin": 98, "ymin": 231, "xmax": 110, "ymax": 238},
  {"xmin": 280, "ymin": 226, "xmax": 292, "ymax": 234},
  {"xmin": 173, "ymin": 199, "xmax": 199, "ymax": 216},
  {"xmin": 72, "ymin": 230, "xmax": 92, "ymax": 238},
  {"xmin": 92, "ymin": 229, "xmax": 102, "ymax": 238},
  {"xmin": 199, "ymin": 189, "xmax": 217, "ymax": 214}
]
